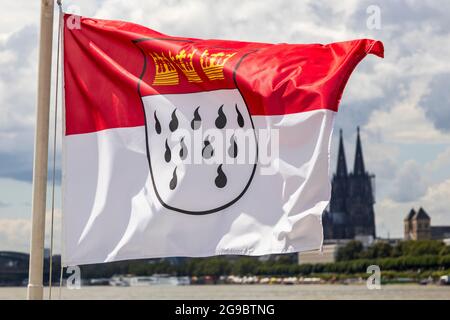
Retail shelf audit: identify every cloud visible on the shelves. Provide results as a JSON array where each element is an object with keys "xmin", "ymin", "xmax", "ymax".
[
  {"xmin": 426, "ymin": 147, "xmax": 450, "ymax": 174},
  {"xmin": 0, "ymin": 218, "xmax": 31, "ymax": 252},
  {"xmin": 420, "ymin": 73, "xmax": 450, "ymax": 132},
  {"xmin": 391, "ymin": 160, "xmax": 428, "ymax": 202},
  {"xmin": 420, "ymin": 179, "xmax": 450, "ymax": 226},
  {"xmin": 362, "ymin": 1, "xmax": 450, "ymax": 34},
  {"xmin": 0, "ymin": 2, "xmax": 40, "ymax": 37},
  {"xmin": 376, "ymin": 178, "xmax": 450, "ymax": 238},
  {"xmin": 375, "ymin": 198, "xmax": 411, "ymax": 238},
  {"xmin": 0, "ymin": 201, "xmax": 10, "ymax": 208},
  {"xmin": 0, "ymin": 25, "xmax": 39, "ymax": 182},
  {"xmin": 0, "ymin": 152, "xmax": 33, "ymax": 182},
  {"xmin": 365, "ymin": 79, "xmax": 450, "ymax": 144},
  {"xmin": 0, "ymin": 208, "xmax": 61, "ymax": 253}
]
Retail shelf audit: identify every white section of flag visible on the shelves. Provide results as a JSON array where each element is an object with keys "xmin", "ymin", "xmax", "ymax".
[{"xmin": 62, "ymin": 109, "xmax": 335, "ymax": 266}]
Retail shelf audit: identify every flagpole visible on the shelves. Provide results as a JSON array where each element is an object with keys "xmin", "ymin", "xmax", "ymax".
[{"xmin": 27, "ymin": 0, "xmax": 55, "ymax": 300}]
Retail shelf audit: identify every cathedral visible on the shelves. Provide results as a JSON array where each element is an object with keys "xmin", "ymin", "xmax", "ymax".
[{"xmin": 322, "ymin": 128, "xmax": 376, "ymax": 240}]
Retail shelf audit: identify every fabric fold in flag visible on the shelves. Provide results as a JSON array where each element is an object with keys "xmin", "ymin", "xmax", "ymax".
[{"xmin": 62, "ymin": 14, "xmax": 383, "ymax": 266}]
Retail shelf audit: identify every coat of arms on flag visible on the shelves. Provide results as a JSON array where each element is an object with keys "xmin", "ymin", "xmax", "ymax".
[
  {"xmin": 136, "ymin": 42, "xmax": 258, "ymax": 214},
  {"xmin": 62, "ymin": 15, "xmax": 383, "ymax": 265}
]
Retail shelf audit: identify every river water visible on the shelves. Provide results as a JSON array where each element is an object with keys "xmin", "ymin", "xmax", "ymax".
[{"xmin": 1, "ymin": 284, "xmax": 450, "ymax": 300}]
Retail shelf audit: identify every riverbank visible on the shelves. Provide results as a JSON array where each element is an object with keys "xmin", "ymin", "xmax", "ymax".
[{"xmin": 2, "ymin": 284, "xmax": 450, "ymax": 300}]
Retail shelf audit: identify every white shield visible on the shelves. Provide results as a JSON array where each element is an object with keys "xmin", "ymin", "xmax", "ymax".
[{"xmin": 142, "ymin": 89, "xmax": 258, "ymax": 214}]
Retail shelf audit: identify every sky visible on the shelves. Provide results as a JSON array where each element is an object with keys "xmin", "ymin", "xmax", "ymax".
[{"xmin": 0, "ymin": 0, "xmax": 450, "ymax": 253}]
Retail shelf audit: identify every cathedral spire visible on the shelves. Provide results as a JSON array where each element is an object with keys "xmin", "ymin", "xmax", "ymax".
[
  {"xmin": 336, "ymin": 129, "xmax": 348, "ymax": 177},
  {"xmin": 353, "ymin": 126, "xmax": 366, "ymax": 175}
]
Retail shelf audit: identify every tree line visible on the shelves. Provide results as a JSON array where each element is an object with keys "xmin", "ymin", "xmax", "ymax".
[{"xmin": 78, "ymin": 240, "xmax": 450, "ymax": 279}]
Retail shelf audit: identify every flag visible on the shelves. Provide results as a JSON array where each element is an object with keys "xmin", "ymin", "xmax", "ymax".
[{"xmin": 62, "ymin": 15, "xmax": 383, "ymax": 265}]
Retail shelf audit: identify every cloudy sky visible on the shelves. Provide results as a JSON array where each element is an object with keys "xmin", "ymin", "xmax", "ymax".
[{"xmin": 1, "ymin": 0, "xmax": 450, "ymax": 253}]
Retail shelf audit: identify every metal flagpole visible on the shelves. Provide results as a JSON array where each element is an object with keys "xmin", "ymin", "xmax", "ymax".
[{"xmin": 27, "ymin": 0, "xmax": 55, "ymax": 300}]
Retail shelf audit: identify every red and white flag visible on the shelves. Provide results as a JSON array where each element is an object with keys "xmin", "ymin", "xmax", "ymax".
[{"xmin": 62, "ymin": 15, "xmax": 383, "ymax": 265}]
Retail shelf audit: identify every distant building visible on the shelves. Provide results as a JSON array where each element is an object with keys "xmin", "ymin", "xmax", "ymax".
[
  {"xmin": 298, "ymin": 237, "xmax": 378, "ymax": 265},
  {"xmin": 322, "ymin": 127, "xmax": 376, "ymax": 240},
  {"xmin": 299, "ymin": 128, "xmax": 377, "ymax": 264},
  {"xmin": 404, "ymin": 208, "xmax": 450, "ymax": 240},
  {"xmin": 431, "ymin": 227, "xmax": 450, "ymax": 240},
  {"xmin": 0, "ymin": 251, "xmax": 61, "ymax": 286},
  {"xmin": 298, "ymin": 241, "xmax": 346, "ymax": 265},
  {"xmin": 0, "ymin": 251, "xmax": 29, "ymax": 286}
]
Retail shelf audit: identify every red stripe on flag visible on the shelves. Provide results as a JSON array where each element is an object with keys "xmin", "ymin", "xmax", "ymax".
[{"xmin": 63, "ymin": 15, "xmax": 383, "ymax": 135}]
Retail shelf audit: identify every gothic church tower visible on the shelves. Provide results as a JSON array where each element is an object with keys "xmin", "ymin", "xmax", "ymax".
[{"xmin": 324, "ymin": 127, "xmax": 376, "ymax": 239}]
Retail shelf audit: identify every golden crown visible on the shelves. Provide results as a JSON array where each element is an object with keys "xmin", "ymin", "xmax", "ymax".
[
  {"xmin": 149, "ymin": 48, "xmax": 236, "ymax": 85},
  {"xmin": 149, "ymin": 52, "xmax": 179, "ymax": 86},
  {"xmin": 169, "ymin": 49, "xmax": 202, "ymax": 83},
  {"xmin": 200, "ymin": 50, "xmax": 236, "ymax": 81}
]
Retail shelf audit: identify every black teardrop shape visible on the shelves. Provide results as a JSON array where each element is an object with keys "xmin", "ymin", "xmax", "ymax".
[
  {"xmin": 235, "ymin": 104, "xmax": 244, "ymax": 128},
  {"xmin": 154, "ymin": 111, "xmax": 162, "ymax": 134},
  {"xmin": 169, "ymin": 110, "xmax": 179, "ymax": 132},
  {"xmin": 202, "ymin": 136, "xmax": 214, "ymax": 159},
  {"xmin": 215, "ymin": 164, "xmax": 227, "ymax": 188},
  {"xmin": 215, "ymin": 105, "xmax": 227, "ymax": 129},
  {"xmin": 179, "ymin": 137, "xmax": 187, "ymax": 160},
  {"xmin": 164, "ymin": 139, "xmax": 171, "ymax": 163},
  {"xmin": 228, "ymin": 135, "xmax": 238, "ymax": 158},
  {"xmin": 191, "ymin": 106, "xmax": 201, "ymax": 130},
  {"xmin": 169, "ymin": 167, "xmax": 177, "ymax": 190}
]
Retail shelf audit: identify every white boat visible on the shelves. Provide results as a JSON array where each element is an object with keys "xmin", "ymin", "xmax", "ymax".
[
  {"xmin": 129, "ymin": 276, "xmax": 158, "ymax": 286},
  {"xmin": 439, "ymin": 275, "xmax": 450, "ymax": 285},
  {"xmin": 129, "ymin": 275, "xmax": 190, "ymax": 286},
  {"xmin": 176, "ymin": 276, "xmax": 191, "ymax": 286},
  {"xmin": 109, "ymin": 276, "xmax": 130, "ymax": 287}
]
